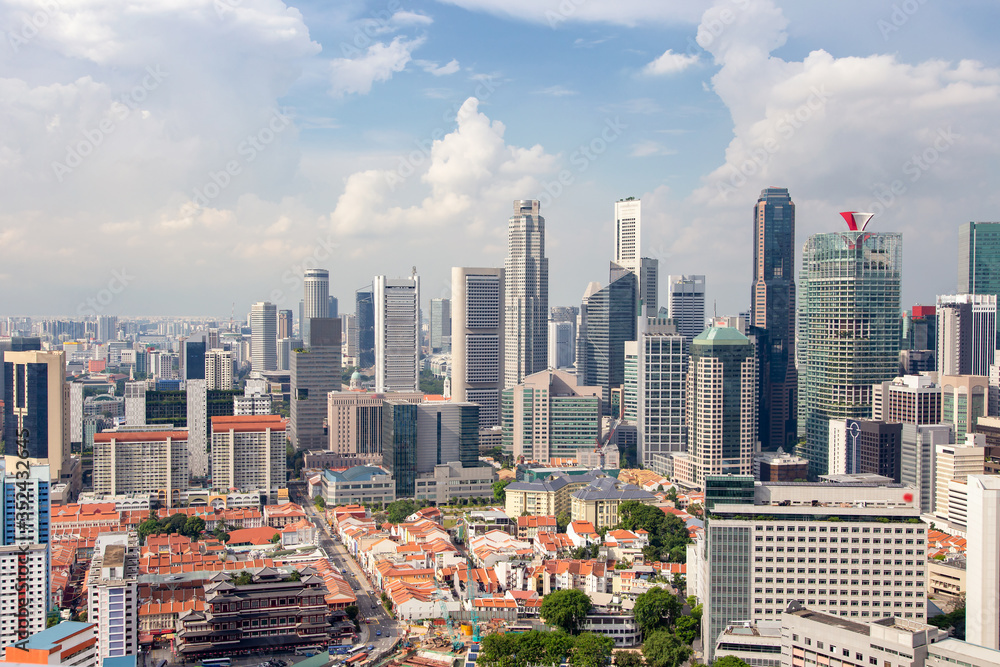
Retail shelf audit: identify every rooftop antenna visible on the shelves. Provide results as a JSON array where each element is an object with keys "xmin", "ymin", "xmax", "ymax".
[{"xmin": 411, "ymin": 266, "xmax": 417, "ymax": 278}]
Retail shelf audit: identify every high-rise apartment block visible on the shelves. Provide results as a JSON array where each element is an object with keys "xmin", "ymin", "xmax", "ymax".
[
  {"xmin": 0, "ymin": 544, "xmax": 48, "ymax": 645},
  {"xmin": 629, "ymin": 317, "xmax": 687, "ymax": 467},
  {"xmin": 250, "ymin": 301, "xmax": 277, "ymax": 373},
  {"xmin": 290, "ymin": 318, "xmax": 341, "ymax": 450},
  {"xmin": 751, "ymin": 187, "xmax": 798, "ymax": 451},
  {"xmin": 2, "ymin": 464, "xmax": 49, "ymax": 546},
  {"xmin": 501, "ymin": 369, "xmax": 601, "ymax": 462},
  {"xmin": 93, "ymin": 428, "xmax": 189, "ymax": 502},
  {"xmin": 210, "ymin": 415, "xmax": 287, "ymax": 502},
  {"xmin": 186, "ymin": 379, "xmax": 208, "ymax": 478},
  {"xmin": 87, "ymin": 532, "xmax": 139, "ymax": 661},
  {"xmin": 302, "ymin": 269, "xmax": 330, "ymax": 348},
  {"xmin": 205, "ymin": 348, "xmax": 233, "ymax": 390},
  {"xmin": 505, "ymin": 200, "xmax": 548, "ymax": 388},
  {"xmin": 374, "ymin": 275, "xmax": 420, "ymax": 393},
  {"xmin": 937, "ymin": 293, "xmax": 997, "ymax": 377},
  {"xmin": 451, "ymin": 267, "xmax": 504, "ymax": 428},
  {"xmin": 429, "ymin": 298, "xmax": 451, "ymax": 353},
  {"xmin": 872, "ymin": 374, "xmax": 941, "ymax": 425},
  {"xmin": 798, "ymin": 215, "xmax": 901, "ymax": 477},
  {"xmin": 667, "ymin": 275, "xmax": 706, "ymax": 346},
  {"xmin": 686, "ymin": 326, "xmax": 757, "ymax": 487}
]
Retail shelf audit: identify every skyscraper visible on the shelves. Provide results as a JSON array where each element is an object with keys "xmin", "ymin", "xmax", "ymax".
[
  {"xmin": 577, "ymin": 270, "xmax": 638, "ymax": 415},
  {"xmin": 250, "ymin": 301, "xmax": 277, "ymax": 372},
  {"xmin": 290, "ymin": 318, "xmax": 341, "ymax": 450},
  {"xmin": 614, "ymin": 198, "xmax": 659, "ymax": 316},
  {"xmin": 958, "ymin": 221, "xmax": 1000, "ymax": 302},
  {"xmin": 303, "ymin": 269, "xmax": 330, "ymax": 348},
  {"xmin": 797, "ymin": 213, "xmax": 902, "ymax": 478},
  {"xmin": 667, "ymin": 275, "xmax": 706, "ymax": 346},
  {"xmin": 451, "ymin": 267, "xmax": 505, "ymax": 428},
  {"xmin": 630, "ymin": 317, "xmax": 688, "ymax": 466},
  {"xmin": 375, "ymin": 275, "xmax": 420, "ymax": 393},
  {"xmin": 686, "ymin": 326, "xmax": 757, "ymax": 486},
  {"xmin": 183, "ymin": 339, "xmax": 206, "ymax": 381},
  {"xmin": 936, "ymin": 293, "xmax": 997, "ymax": 376},
  {"xmin": 966, "ymin": 474, "xmax": 1000, "ymax": 650},
  {"xmin": 277, "ymin": 309, "xmax": 293, "ymax": 340},
  {"xmin": 356, "ymin": 287, "xmax": 375, "ymax": 369},
  {"xmin": 205, "ymin": 348, "xmax": 233, "ymax": 390},
  {"xmin": 3, "ymin": 350, "xmax": 70, "ymax": 486},
  {"xmin": 429, "ymin": 298, "xmax": 451, "ymax": 352},
  {"xmin": 750, "ymin": 187, "xmax": 797, "ymax": 451},
  {"xmin": 505, "ymin": 200, "xmax": 548, "ymax": 388}
]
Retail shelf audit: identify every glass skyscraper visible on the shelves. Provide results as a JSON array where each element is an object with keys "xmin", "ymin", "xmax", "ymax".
[
  {"xmin": 578, "ymin": 268, "xmax": 638, "ymax": 415},
  {"xmin": 750, "ymin": 187, "xmax": 797, "ymax": 451},
  {"xmin": 797, "ymin": 221, "xmax": 902, "ymax": 478},
  {"xmin": 958, "ymin": 221, "xmax": 1000, "ymax": 299}
]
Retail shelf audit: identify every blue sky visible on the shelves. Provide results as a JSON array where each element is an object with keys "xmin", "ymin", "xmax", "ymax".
[{"xmin": 1, "ymin": 0, "xmax": 999, "ymax": 319}]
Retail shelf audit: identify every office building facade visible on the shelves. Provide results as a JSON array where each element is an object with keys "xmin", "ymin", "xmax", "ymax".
[
  {"xmin": 966, "ymin": 474, "xmax": 1000, "ymax": 650},
  {"xmin": 827, "ymin": 418, "xmax": 902, "ymax": 482},
  {"xmin": 356, "ymin": 288, "xmax": 375, "ymax": 368},
  {"xmin": 958, "ymin": 221, "xmax": 1000, "ymax": 309},
  {"xmin": 290, "ymin": 318, "xmax": 341, "ymax": 450},
  {"xmin": 2, "ymin": 350, "xmax": 70, "ymax": 485},
  {"xmin": 505, "ymin": 200, "xmax": 548, "ymax": 388},
  {"xmin": 578, "ymin": 270, "xmax": 638, "ymax": 415},
  {"xmin": 751, "ymin": 187, "xmax": 798, "ymax": 451},
  {"xmin": 87, "ymin": 533, "xmax": 139, "ymax": 661},
  {"xmin": 797, "ymin": 218, "xmax": 902, "ymax": 477},
  {"xmin": 302, "ymin": 269, "xmax": 330, "ymax": 348},
  {"xmin": 631, "ymin": 317, "xmax": 688, "ymax": 466},
  {"xmin": 327, "ymin": 390, "xmax": 422, "ymax": 464},
  {"xmin": 667, "ymin": 275, "xmax": 706, "ymax": 346},
  {"xmin": 374, "ymin": 275, "xmax": 420, "ymax": 393},
  {"xmin": 429, "ymin": 298, "xmax": 451, "ymax": 353},
  {"xmin": 277, "ymin": 309, "xmax": 293, "ymax": 341},
  {"xmin": 452, "ymin": 267, "xmax": 505, "ymax": 428},
  {"xmin": 250, "ymin": 301, "xmax": 277, "ymax": 373},
  {"xmin": 936, "ymin": 293, "xmax": 997, "ymax": 376}
]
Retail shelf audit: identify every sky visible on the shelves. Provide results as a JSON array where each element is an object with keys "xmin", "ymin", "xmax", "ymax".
[{"xmin": 1, "ymin": 0, "xmax": 999, "ymax": 320}]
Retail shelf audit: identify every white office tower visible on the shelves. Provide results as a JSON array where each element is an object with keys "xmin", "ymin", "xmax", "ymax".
[
  {"xmin": 937, "ymin": 293, "xmax": 997, "ymax": 376},
  {"xmin": 88, "ymin": 532, "xmax": 139, "ymax": 661},
  {"xmin": 250, "ymin": 301, "xmax": 278, "ymax": 372},
  {"xmin": 205, "ymin": 348, "xmax": 233, "ymax": 390},
  {"xmin": 902, "ymin": 422, "xmax": 953, "ymax": 514},
  {"xmin": 967, "ymin": 474, "xmax": 1000, "ymax": 650},
  {"xmin": 548, "ymin": 320, "xmax": 575, "ymax": 369},
  {"xmin": 667, "ymin": 275, "xmax": 707, "ymax": 346},
  {"xmin": 452, "ymin": 267, "xmax": 505, "ymax": 428},
  {"xmin": 186, "ymin": 379, "xmax": 208, "ymax": 478},
  {"xmin": 0, "ymin": 544, "xmax": 47, "ymax": 644},
  {"xmin": 505, "ymin": 200, "xmax": 549, "ymax": 388},
  {"xmin": 303, "ymin": 269, "xmax": 330, "ymax": 348},
  {"xmin": 124, "ymin": 381, "xmax": 145, "ymax": 426},
  {"xmin": 614, "ymin": 198, "xmax": 658, "ymax": 316},
  {"xmin": 375, "ymin": 274, "xmax": 420, "ymax": 392},
  {"xmin": 341, "ymin": 314, "xmax": 358, "ymax": 361},
  {"xmin": 634, "ymin": 317, "xmax": 688, "ymax": 466}
]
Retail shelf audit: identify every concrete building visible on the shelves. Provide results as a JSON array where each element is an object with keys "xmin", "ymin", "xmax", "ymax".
[
  {"xmin": 250, "ymin": 301, "xmax": 277, "ymax": 373},
  {"xmin": 936, "ymin": 293, "xmax": 996, "ymax": 376},
  {"xmin": 798, "ymin": 216, "xmax": 902, "ymax": 477},
  {"xmin": 0, "ymin": 620, "xmax": 96, "ymax": 667},
  {"xmin": 451, "ymin": 267, "xmax": 505, "ymax": 428},
  {"xmin": 927, "ymin": 639, "xmax": 1000, "ymax": 667},
  {"xmin": 966, "ymin": 474, "xmax": 1000, "ymax": 650},
  {"xmin": 123, "ymin": 382, "xmax": 145, "ymax": 427},
  {"xmin": 415, "ymin": 461, "xmax": 496, "ymax": 505},
  {"xmin": 501, "ymin": 369, "xmax": 602, "ymax": 463},
  {"xmin": 318, "ymin": 466, "xmax": 396, "ymax": 506},
  {"xmin": 326, "ymin": 390, "xmax": 422, "ymax": 465},
  {"xmin": 302, "ymin": 269, "xmax": 330, "ymax": 348},
  {"xmin": 278, "ymin": 309, "xmax": 293, "ymax": 341},
  {"xmin": 2, "ymin": 463, "xmax": 49, "ymax": 547},
  {"xmin": 3, "ymin": 349, "xmax": 71, "ymax": 488},
  {"xmin": 504, "ymin": 473, "xmax": 600, "ymax": 518},
  {"xmin": 233, "ymin": 393, "xmax": 272, "ymax": 416},
  {"xmin": 828, "ymin": 419, "xmax": 902, "ymax": 482},
  {"xmin": 753, "ymin": 450, "xmax": 809, "ymax": 482},
  {"xmin": 570, "ymin": 476, "xmax": 657, "ymax": 528},
  {"xmin": 504, "ymin": 200, "xmax": 548, "ymax": 388},
  {"xmin": 686, "ymin": 326, "xmax": 757, "ymax": 488},
  {"xmin": 210, "ymin": 415, "xmax": 287, "ymax": 503},
  {"xmin": 900, "ymin": 423, "xmax": 953, "ymax": 514},
  {"xmin": 872, "ymin": 374, "xmax": 941, "ymax": 425},
  {"xmin": 0, "ymin": 544, "xmax": 48, "ymax": 646},
  {"xmin": 429, "ymin": 298, "xmax": 451, "ymax": 353},
  {"xmin": 375, "ymin": 275, "xmax": 420, "ymax": 393},
  {"xmin": 87, "ymin": 532, "xmax": 139, "ymax": 661},
  {"xmin": 958, "ymin": 221, "xmax": 1000, "ymax": 306},
  {"xmin": 613, "ymin": 198, "xmax": 657, "ymax": 317},
  {"xmin": 548, "ymin": 320, "xmax": 574, "ymax": 370},
  {"xmin": 290, "ymin": 318, "xmax": 341, "ymax": 450},
  {"xmin": 712, "ymin": 619, "xmax": 783, "ymax": 667},
  {"xmin": 185, "ymin": 379, "xmax": 208, "ymax": 479},
  {"xmin": 577, "ymin": 269, "xmax": 637, "ymax": 415},
  {"xmin": 630, "ymin": 317, "xmax": 687, "ymax": 467},
  {"xmin": 204, "ymin": 348, "xmax": 233, "ymax": 390},
  {"xmin": 935, "ymin": 434, "xmax": 986, "ymax": 529},
  {"xmin": 92, "ymin": 428, "xmax": 189, "ymax": 505},
  {"xmin": 940, "ymin": 374, "xmax": 988, "ymax": 442},
  {"xmin": 666, "ymin": 275, "xmax": 706, "ymax": 346},
  {"xmin": 692, "ymin": 482, "xmax": 926, "ymax": 662}
]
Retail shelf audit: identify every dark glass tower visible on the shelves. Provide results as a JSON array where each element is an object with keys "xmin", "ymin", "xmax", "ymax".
[
  {"xmin": 750, "ymin": 187, "xmax": 797, "ymax": 451},
  {"xmin": 184, "ymin": 340, "xmax": 206, "ymax": 381},
  {"xmin": 383, "ymin": 401, "xmax": 418, "ymax": 497},
  {"xmin": 579, "ymin": 268, "xmax": 637, "ymax": 415},
  {"xmin": 356, "ymin": 287, "xmax": 375, "ymax": 369}
]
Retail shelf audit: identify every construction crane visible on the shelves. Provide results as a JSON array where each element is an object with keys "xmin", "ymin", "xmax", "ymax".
[{"xmin": 467, "ymin": 559, "xmax": 480, "ymax": 643}]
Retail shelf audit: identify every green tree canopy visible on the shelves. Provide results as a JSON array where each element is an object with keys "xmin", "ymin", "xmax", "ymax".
[
  {"xmin": 314, "ymin": 495, "xmax": 326, "ymax": 509},
  {"xmin": 642, "ymin": 631, "xmax": 691, "ymax": 667},
  {"xmin": 613, "ymin": 651, "xmax": 644, "ymax": 667},
  {"xmin": 540, "ymin": 589, "xmax": 592, "ymax": 634},
  {"xmin": 557, "ymin": 511, "xmax": 572, "ymax": 532},
  {"xmin": 234, "ymin": 570, "xmax": 254, "ymax": 586},
  {"xmin": 493, "ymin": 479, "xmax": 513, "ymax": 503},
  {"xmin": 711, "ymin": 658, "xmax": 752, "ymax": 667},
  {"xmin": 138, "ymin": 518, "xmax": 160, "ymax": 542},
  {"xmin": 632, "ymin": 587, "xmax": 682, "ymax": 636},
  {"xmin": 674, "ymin": 615, "xmax": 699, "ymax": 645},
  {"xmin": 269, "ymin": 532, "xmax": 281, "ymax": 544},
  {"xmin": 181, "ymin": 516, "xmax": 205, "ymax": 539},
  {"xmin": 569, "ymin": 633, "xmax": 614, "ymax": 667},
  {"xmin": 387, "ymin": 499, "xmax": 417, "ymax": 524}
]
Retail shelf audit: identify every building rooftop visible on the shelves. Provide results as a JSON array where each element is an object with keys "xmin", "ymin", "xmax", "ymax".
[
  {"xmin": 786, "ymin": 603, "xmax": 870, "ymax": 636},
  {"xmin": 16, "ymin": 621, "xmax": 93, "ymax": 650},
  {"xmin": 572, "ymin": 477, "xmax": 656, "ymax": 502},
  {"xmin": 692, "ymin": 326, "xmax": 750, "ymax": 345},
  {"xmin": 324, "ymin": 466, "xmax": 389, "ymax": 483}
]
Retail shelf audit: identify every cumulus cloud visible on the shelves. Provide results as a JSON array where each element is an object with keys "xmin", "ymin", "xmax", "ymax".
[
  {"xmin": 415, "ymin": 58, "xmax": 461, "ymax": 76},
  {"xmin": 643, "ymin": 49, "xmax": 699, "ymax": 75},
  {"xmin": 328, "ymin": 97, "xmax": 557, "ymax": 239},
  {"xmin": 434, "ymin": 0, "xmax": 712, "ymax": 27},
  {"xmin": 330, "ymin": 36, "xmax": 425, "ymax": 97}
]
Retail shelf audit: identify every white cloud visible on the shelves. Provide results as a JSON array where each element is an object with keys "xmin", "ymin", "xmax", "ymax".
[
  {"xmin": 434, "ymin": 0, "xmax": 712, "ymax": 27},
  {"xmin": 415, "ymin": 59, "xmax": 461, "ymax": 76},
  {"xmin": 390, "ymin": 10, "xmax": 434, "ymax": 26},
  {"xmin": 533, "ymin": 85, "xmax": 578, "ymax": 97},
  {"xmin": 630, "ymin": 141, "xmax": 677, "ymax": 157},
  {"xmin": 330, "ymin": 36, "xmax": 425, "ymax": 97},
  {"xmin": 643, "ymin": 49, "xmax": 699, "ymax": 75}
]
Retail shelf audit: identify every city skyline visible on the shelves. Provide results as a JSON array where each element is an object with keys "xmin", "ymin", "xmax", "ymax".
[{"xmin": 1, "ymin": 1, "xmax": 996, "ymax": 319}]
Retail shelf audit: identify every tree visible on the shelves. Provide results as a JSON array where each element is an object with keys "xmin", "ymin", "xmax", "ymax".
[
  {"xmin": 928, "ymin": 604, "xmax": 966, "ymax": 640},
  {"xmin": 287, "ymin": 570, "xmax": 302, "ymax": 582},
  {"xmin": 75, "ymin": 610, "xmax": 88, "ymax": 622},
  {"xmin": 641, "ymin": 631, "xmax": 691, "ymax": 667},
  {"xmin": 711, "ymin": 658, "xmax": 752, "ymax": 667},
  {"xmin": 314, "ymin": 495, "xmax": 326, "ymax": 510},
  {"xmin": 181, "ymin": 516, "xmax": 205, "ymax": 539},
  {"xmin": 269, "ymin": 532, "xmax": 281, "ymax": 544},
  {"xmin": 557, "ymin": 511, "xmax": 571, "ymax": 532},
  {"xmin": 613, "ymin": 651, "xmax": 644, "ymax": 667},
  {"xmin": 46, "ymin": 612, "xmax": 60, "ymax": 628},
  {"xmin": 665, "ymin": 487, "xmax": 679, "ymax": 504},
  {"xmin": 165, "ymin": 513, "xmax": 188, "ymax": 533},
  {"xmin": 138, "ymin": 518, "xmax": 161, "ymax": 542},
  {"xmin": 386, "ymin": 499, "xmax": 417, "ymax": 524},
  {"xmin": 344, "ymin": 605, "xmax": 359, "ymax": 627},
  {"xmin": 674, "ymin": 615, "xmax": 699, "ymax": 645},
  {"xmin": 234, "ymin": 570, "xmax": 254, "ymax": 586},
  {"xmin": 493, "ymin": 479, "xmax": 513, "ymax": 503},
  {"xmin": 569, "ymin": 633, "xmax": 614, "ymax": 667},
  {"xmin": 633, "ymin": 587, "xmax": 682, "ymax": 637},
  {"xmin": 478, "ymin": 632, "xmax": 521, "ymax": 667},
  {"xmin": 540, "ymin": 589, "xmax": 591, "ymax": 634}
]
